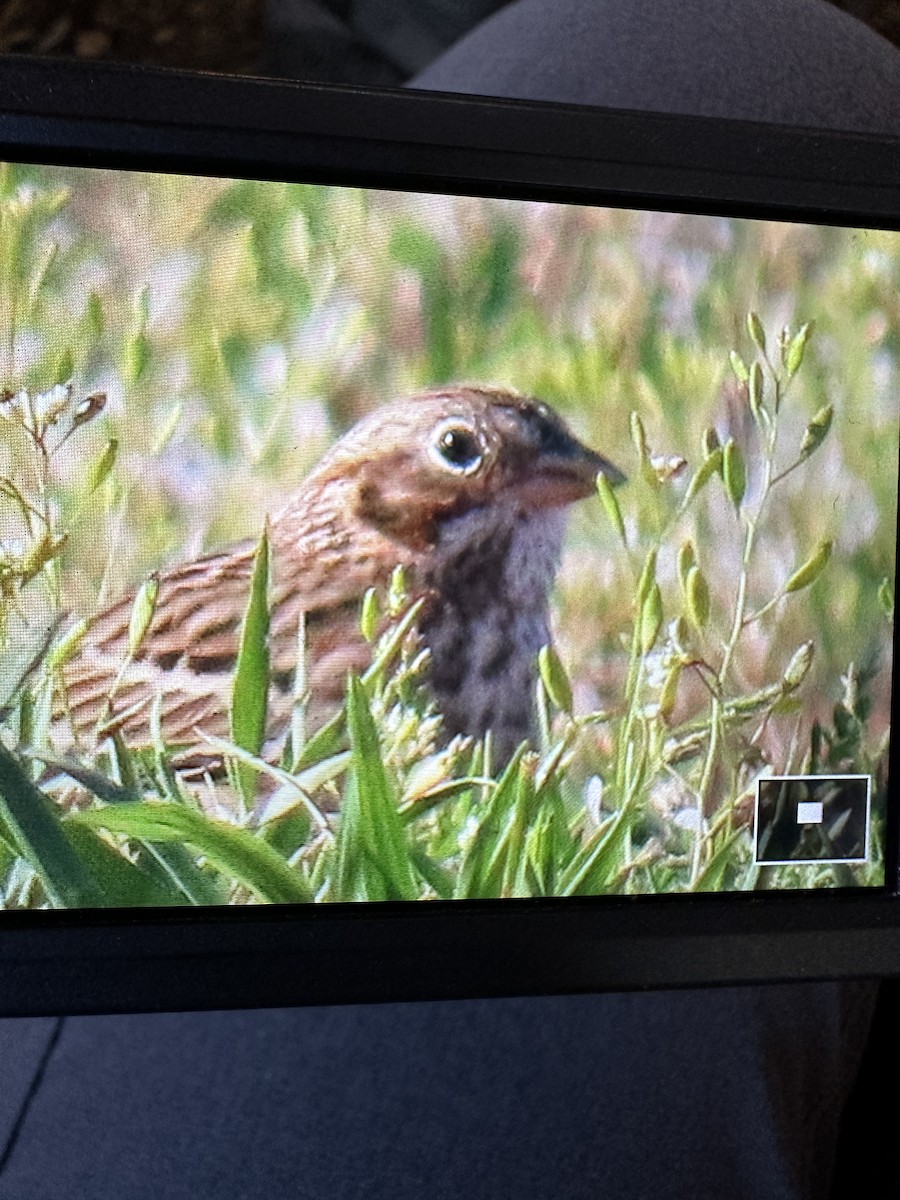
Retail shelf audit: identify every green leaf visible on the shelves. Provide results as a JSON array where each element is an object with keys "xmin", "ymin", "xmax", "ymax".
[
  {"xmin": 0, "ymin": 743, "xmax": 105, "ymax": 908},
  {"xmin": 596, "ymin": 472, "xmax": 626, "ymax": 545},
  {"xmin": 197, "ymin": 730, "xmax": 337, "ymax": 829},
  {"xmin": 334, "ymin": 676, "xmax": 418, "ymax": 902},
  {"xmin": 455, "ymin": 745, "xmax": 528, "ymax": 899},
  {"xmin": 64, "ymin": 823, "xmax": 190, "ymax": 908},
  {"xmin": 690, "ymin": 824, "xmax": 746, "ymax": 892},
  {"xmin": 73, "ymin": 802, "xmax": 311, "ymax": 904},
  {"xmin": 538, "ymin": 645, "xmax": 573, "ymax": 715},
  {"xmin": 231, "ymin": 526, "xmax": 271, "ymax": 799}
]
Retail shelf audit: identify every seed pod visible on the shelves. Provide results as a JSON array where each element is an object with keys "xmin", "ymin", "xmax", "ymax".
[
  {"xmin": 799, "ymin": 404, "xmax": 833, "ymax": 461},
  {"xmin": 21, "ymin": 531, "xmax": 67, "ymax": 585},
  {"xmin": 669, "ymin": 615, "xmax": 691, "ymax": 658},
  {"xmin": 127, "ymin": 574, "xmax": 160, "ymax": 656},
  {"xmin": 649, "ymin": 453, "xmax": 687, "ymax": 483},
  {"xmin": 659, "ymin": 661, "xmax": 682, "ymax": 722},
  {"xmin": 747, "ymin": 311, "xmax": 766, "ymax": 354},
  {"xmin": 388, "ymin": 564, "xmax": 408, "ymax": 615},
  {"xmin": 596, "ymin": 472, "xmax": 626, "ymax": 545},
  {"xmin": 686, "ymin": 564, "xmax": 710, "ymax": 630},
  {"xmin": 684, "ymin": 447, "xmax": 723, "ymax": 506},
  {"xmin": 878, "ymin": 577, "xmax": 894, "ymax": 618},
  {"xmin": 636, "ymin": 548, "xmax": 658, "ymax": 609},
  {"xmin": 748, "ymin": 362, "xmax": 765, "ymax": 426},
  {"xmin": 701, "ymin": 427, "xmax": 720, "ymax": 457},
  {"xmin": 47, "ymin": 618, "xmax": 90, "ymax": 672},
  {"xmin": 779, "ymin": 325, "xmax": 792, "ymax": 367},
  {"xmin": 640, "ymin": 582, "xmax": 663, "ymax": 654},
  {"xmin": 722, "ymin": 439, "xmax": 746, "ymax": 509},
  {"xmin": 783, "ymin": 640, "xmax": 814, "ymax": 691},
  {"xmin": 360, "ymin": 587, "xmax": 380, "ymax": 643},
  {"xmin": 152, "ymin": 403, "xmax": 183, "ymax": 455},
  {"xmin": 86, "ymin": 291, "xmax": 104, "ymax": 340},
  {"xmin": 677, "ymin": 540, "xmax": 696, "ymax": 594},
  {"xmin": 54, "ymin": 348, "xmax": 74, "ymax": 386},
  {"xmin": 728, "ymin": 351, "xmax": 749, "ymax": 383},
  {"xmin": 784, "ymin": 539, "xmax": 832, "ymax": 594},
  {"xmin": 125, "ymin": 332, "xmax": 151, "ymax": 387},
  {"xmin": 538, "ymin": 644, "xmax": 573, "ymax": 715},
  {"xmin": 786, "ymin": 321, "xmax": 814, "ymax": 376},
  {"xmin": 73, "ymin": 392, "xmax": 107, "ymax": 430},
  {"xmin": 88, "ymin": 438, "xmax": 118, "ymax": 493},
  {"xmin": 135, "ymin": 284, "xmax": 151, "ymax": 331},
  {"xmin": 630, "ymin": 410, "xmax": 648, "ymax": 460}
]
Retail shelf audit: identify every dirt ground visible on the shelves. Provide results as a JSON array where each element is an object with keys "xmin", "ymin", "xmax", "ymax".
[{"xmin": 0, "ymin": 0, "xmax": 897, "ymax": 77}]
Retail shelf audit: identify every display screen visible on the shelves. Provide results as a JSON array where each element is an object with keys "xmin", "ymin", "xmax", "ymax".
[{"xmin": 0, "ymin": 161, "xmax": 895, "ymax": 911}]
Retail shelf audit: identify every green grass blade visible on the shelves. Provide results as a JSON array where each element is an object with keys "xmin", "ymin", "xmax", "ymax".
[
  {"xmin": 454, "ymin": 745, "xmax": 528, "ymax": 899},
  {"xmin": 0, "ymin": 743, "xmax": 106, "ymax": 908},
  {"xmin": 64, "ymin": 824, "xmax": 191, "ymax": 908},
  {"xmin": 334, "ymin": 675, "xmax": 418, "ymax": 902},
  {"xmin": 231, "ymin": 525, "xmax": 271, "ymax": 800},
  {"xmin": 73, "ymin": 802, "xmax": 311, "ymax": 905}
]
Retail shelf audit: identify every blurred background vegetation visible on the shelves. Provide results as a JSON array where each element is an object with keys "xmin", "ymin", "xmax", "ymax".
[{"xmin": 0, "ymin": 162, "xmax": 896, "ymax": 906}]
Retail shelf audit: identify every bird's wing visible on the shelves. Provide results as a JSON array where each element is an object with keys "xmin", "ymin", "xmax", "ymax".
[
  {"xmin": 59, "ymin": 509, "xmax": 407, "ymax": 758},
  {"xmin": 62, "ymin": 546, "xmax": 258, "ymax": 750}
]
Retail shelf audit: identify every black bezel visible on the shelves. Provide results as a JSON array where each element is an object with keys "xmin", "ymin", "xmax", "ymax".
[{"xmin": 0, "ymin": 55, "xmax": 898, "ymax": 1015}]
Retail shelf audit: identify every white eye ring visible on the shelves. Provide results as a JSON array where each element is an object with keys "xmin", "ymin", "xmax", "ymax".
[{"xmin": 429, "ymin": 418, "xmax": 484, "ymax": 476}]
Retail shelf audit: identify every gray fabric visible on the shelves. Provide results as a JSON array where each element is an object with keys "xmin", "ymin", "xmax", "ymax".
[
  {"xmin": 411, "ymin": 0, "xmax": 900, "ymax": 134},
  {"xmin": 0, "ymin": 984, "xmax": 877, "ymax": 1199},
  {"xmin": 0, "ymin": 1019, "xmax": 59, "ymax": 1162}
]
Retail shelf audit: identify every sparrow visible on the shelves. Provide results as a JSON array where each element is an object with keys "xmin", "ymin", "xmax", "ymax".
[{"xmin": 62, "ymin": 385, "xmax": 624, "ymax": 766}]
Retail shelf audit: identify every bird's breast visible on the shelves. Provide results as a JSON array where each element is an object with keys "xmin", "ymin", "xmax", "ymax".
[{"xmin": 418, "ymin": 504, "xmax": 566, "ymax": 760}]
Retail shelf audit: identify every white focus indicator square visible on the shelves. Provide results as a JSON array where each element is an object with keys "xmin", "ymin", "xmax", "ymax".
[{"xmin": 796, "ymin": 800, "xmax": 824, "ymax": 825}]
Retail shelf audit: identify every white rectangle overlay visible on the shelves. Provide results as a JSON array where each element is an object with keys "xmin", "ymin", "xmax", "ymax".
[{"xmin": 796, "ymin": 800, "xmax": 824, "ymax": 825}]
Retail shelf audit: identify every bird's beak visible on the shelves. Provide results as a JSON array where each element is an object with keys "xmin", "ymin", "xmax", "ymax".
[{"xmin": 515, "ymin": 433, "xmax": 626, "ymax": 510}]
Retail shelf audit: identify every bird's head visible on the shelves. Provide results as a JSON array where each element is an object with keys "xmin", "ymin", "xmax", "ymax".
[{"xmin": 306, "ymin": 385, "xmax": 625, "ymax": 548}]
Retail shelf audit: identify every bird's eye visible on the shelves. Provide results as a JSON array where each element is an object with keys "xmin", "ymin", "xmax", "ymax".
[{"xmin": 431, "ymin": 421, "xmax": 484, "ymax": 475}]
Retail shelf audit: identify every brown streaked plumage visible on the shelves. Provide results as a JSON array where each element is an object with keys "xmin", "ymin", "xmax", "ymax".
[{"xmin": 62, "ymin": 385, "xmax": 624, "ymax": 765}]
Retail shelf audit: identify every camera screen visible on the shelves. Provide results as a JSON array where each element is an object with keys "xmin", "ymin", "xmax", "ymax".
[{"xmin": 0, "ymin": 162, "xmax": 895, "ymax": 910}]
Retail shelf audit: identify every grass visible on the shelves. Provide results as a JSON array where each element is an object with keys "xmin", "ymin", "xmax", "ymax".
[{"xmin": 0, "ymin": 164, "xmax": 895, "ymax": 908}]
